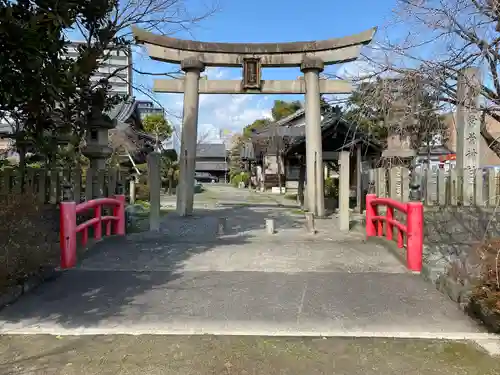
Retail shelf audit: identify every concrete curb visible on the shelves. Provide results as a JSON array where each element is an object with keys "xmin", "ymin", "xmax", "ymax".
[
  {"xmin": 0, "ymin": 325, "xmax": 495, "ymax": 340},
  {"xmin": 1, "ymin": 324, "xmax": 499, "ymax": 355},
  {"xmin": 2, "ymin": 322, "xmax": 498, "ymax": 356}
]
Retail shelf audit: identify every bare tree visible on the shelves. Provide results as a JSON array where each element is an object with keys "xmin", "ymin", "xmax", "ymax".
[
  {"xmin": 342, "ymin": 72, "xmax": 447, "ymax": 164},
  {"xmin": 348, "ymin": 0, "xmax": 500, "ymax": 157},
  {"xmin": 61, "ymin": 0, "xmax": 219, "ymax": 164}
]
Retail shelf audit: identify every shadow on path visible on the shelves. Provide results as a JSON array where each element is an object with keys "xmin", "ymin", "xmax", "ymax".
[{"xmin": 0, "ymin": 205, "xmax": 312, "ymax": 329}]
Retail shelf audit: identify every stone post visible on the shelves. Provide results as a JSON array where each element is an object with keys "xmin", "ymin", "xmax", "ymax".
[
  {"xmin": 456, "ymin": 67, "xmax": 481, "ymax": 205},
  {"xmin": 148, "ymin": 152, "xmax": 161, "ymax": 231},
  {"xmin": 177, "ymin": 57, "xmax": 205, "ymax": 216},
  {"xmin": 301, "ymin": 56, "xmax": 325, "ymax": 217},
  {"xmin": 339, "ymin": 151, "xmax": 350, "ymax": 231},
  {"xmin": 356, "ymin": 144, "xmax": 362, "ymax": 212},
  {"xmin": 265, "ymin": 218, "xmax": 275, "ymax": 234},
  {"xmin": 129, "ymin": 175, "xmax": 136, "ymax": 204}
]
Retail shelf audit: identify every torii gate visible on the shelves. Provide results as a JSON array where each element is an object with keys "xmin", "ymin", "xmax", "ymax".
[{"xmin": 132, "ymin": 27, "xmax": 376, "ymax": 217}]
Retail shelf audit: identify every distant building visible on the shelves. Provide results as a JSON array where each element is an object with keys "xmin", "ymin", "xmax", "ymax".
[
  {"xmin": 66, "ymin": 41, "xmax": 132, "ymax": 97},
  {"xmin": 195, "ymin": 143, "xmax": 228, "ymax": 181},
  {"xmin": 136, "ymin": 100, "xmax": 164, "ymax": 120}
]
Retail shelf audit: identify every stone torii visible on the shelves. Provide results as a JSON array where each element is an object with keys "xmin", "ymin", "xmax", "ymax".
[{"xmin": 132, "ymin": 26, "xmax": 376, "ymax": 217}]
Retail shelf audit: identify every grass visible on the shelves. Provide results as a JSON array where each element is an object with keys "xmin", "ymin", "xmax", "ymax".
[
  {"xmin": 126, "ymin": 204, "xmax": 171, "ymax": 234},
  {"xmin": 0, "ymin": 335, "xmax": 499, "ymax": 375}
]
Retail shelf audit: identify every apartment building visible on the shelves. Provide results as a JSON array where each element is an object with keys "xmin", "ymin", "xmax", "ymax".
[{"xmin": 66, "ymin": 41, "xmax": 133, "ymax": 97}]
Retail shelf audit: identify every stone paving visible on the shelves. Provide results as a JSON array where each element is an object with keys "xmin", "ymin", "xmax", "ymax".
[{"xmin": 0, "ymin": 185, "xmax": 486, "ymax": 338}]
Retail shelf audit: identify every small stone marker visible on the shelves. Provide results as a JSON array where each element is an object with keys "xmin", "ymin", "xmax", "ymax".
[
  {"xmin": 265, "ymin": 218, "xmax": 275, "ymax": 234},
  {"xmin": 217, "ymin": 217, "xmax": 227, "ymax": 235},
  {"xmin": 305, "ymin": 212, "xmax": 316, "ymax": 234}
]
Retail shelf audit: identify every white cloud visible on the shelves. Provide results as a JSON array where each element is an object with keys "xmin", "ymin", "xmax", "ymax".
[
  {"xmin": 202, "ymin": 66, "xmax": 228, "ymax": 80},
  {"xmin": 336, "ymin": 59, "xmax": 378, "ymax": 81},
  {"xmin": 159, "ymin": 92, "xmax": 272, "ymax": 143}
]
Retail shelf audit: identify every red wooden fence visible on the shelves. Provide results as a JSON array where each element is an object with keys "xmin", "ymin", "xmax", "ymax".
[
  {"xmin": 365, "ymin": 194, "xmax": 424, "ymax": 272},
  {"xmin": 60, "ymin": 195, "xmax": 126, "ymax": 269}
]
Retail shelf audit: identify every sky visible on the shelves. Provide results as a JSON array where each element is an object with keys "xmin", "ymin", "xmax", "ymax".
[{"xmin": 131, "ymin": 0, "xmax": 397, "ymax": 143}]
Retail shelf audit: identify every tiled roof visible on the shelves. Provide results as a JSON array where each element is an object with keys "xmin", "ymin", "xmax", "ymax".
[
  {"xmin": 251, "ymin": 109, "xmax": 305, "ymax": 136},
  {"xmin": 105, "ymin": 97, "xmax": 139, "ymax": 129},
  {"xmin": 284, "ymin": 109, "xmax": 383, "ymax": 155},
  {"xmin": 196, "ymin": 143, "xmax": 226, "ymax": 158}
]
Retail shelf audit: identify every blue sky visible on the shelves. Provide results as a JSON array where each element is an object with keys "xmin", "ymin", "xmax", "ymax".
[{"xmin": 132, "ymin": 0, "xmax": 397, "ymax": 141}]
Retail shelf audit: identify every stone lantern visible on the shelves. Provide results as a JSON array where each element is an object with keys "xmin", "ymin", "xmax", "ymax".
[
  {"xmin": 380, "ymin": 77, "xmax": 416, "ymax": 168},
  {"xmin": 82, "ymin": 105, "xmax": 116, "ymax": 198}
]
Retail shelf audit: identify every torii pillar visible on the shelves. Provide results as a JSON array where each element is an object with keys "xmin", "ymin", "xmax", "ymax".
[
  {"xmin": 301, "ymin": 56, "xmax": 325, "ymax": 217},
  {"xmin": 176, "ymin": 58, "xmax": 205, "ymax": 216}
]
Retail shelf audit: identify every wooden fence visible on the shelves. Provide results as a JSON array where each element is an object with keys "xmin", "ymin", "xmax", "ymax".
[
  {"xmin": 368, "ymin": 166, "xmax": 500, "ymax": 207},
  {"xmin": 0, "ymin": 166, "xmax": 130, "ymax": 204}
]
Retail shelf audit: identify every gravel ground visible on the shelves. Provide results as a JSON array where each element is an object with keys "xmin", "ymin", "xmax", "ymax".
[{"xmin": 0, "ymin": 335, "xmax": 499, "ymax": 375}]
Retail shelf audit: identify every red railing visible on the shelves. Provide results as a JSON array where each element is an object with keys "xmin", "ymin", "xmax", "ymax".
[
  {"xmin": 365, "ymin": 194, "xmax": 424, "ymax": 272},
  {"xmin": 59, "ymin": 195, "xmax": 126, "ymax": 269}
]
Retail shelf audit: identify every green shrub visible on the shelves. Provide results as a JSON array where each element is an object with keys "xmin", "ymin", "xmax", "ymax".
[
  {"xmin": 231, "ymin": 172, "xmax": 250, "ymax": 187},
  {"xmin": 135, "ymin": 163, "xmax": 148, "ymax": 174},
  {"xmin": 135, "ymin": 181, "xmax": 150, "ymax": 201},
  {"xmin": 240, "ymin": 172, "xmax": 250, "ymax": 185},
  {"xmin": 26, "ymin": 162, "xmax": 43, "ymax": 169},
  {"xmin": 324, "ymin": 177, "xmax": 339, "ymax": 198},
  {"xmin": 0, "ymin": 193, "xmax": 59, "ymax": 291},
  {"xmin": 231, "ymin": 174, "xmax": 241, "ymax": 187},
  {"xmin": 135, "ymin": 200, "xmax": 151, "ymax": 209}
]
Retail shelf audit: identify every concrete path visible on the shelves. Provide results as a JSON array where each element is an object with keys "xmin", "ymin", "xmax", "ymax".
[{"xmin": 0, "ymin": 185, "xmax": 484, "ymax": 339}]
